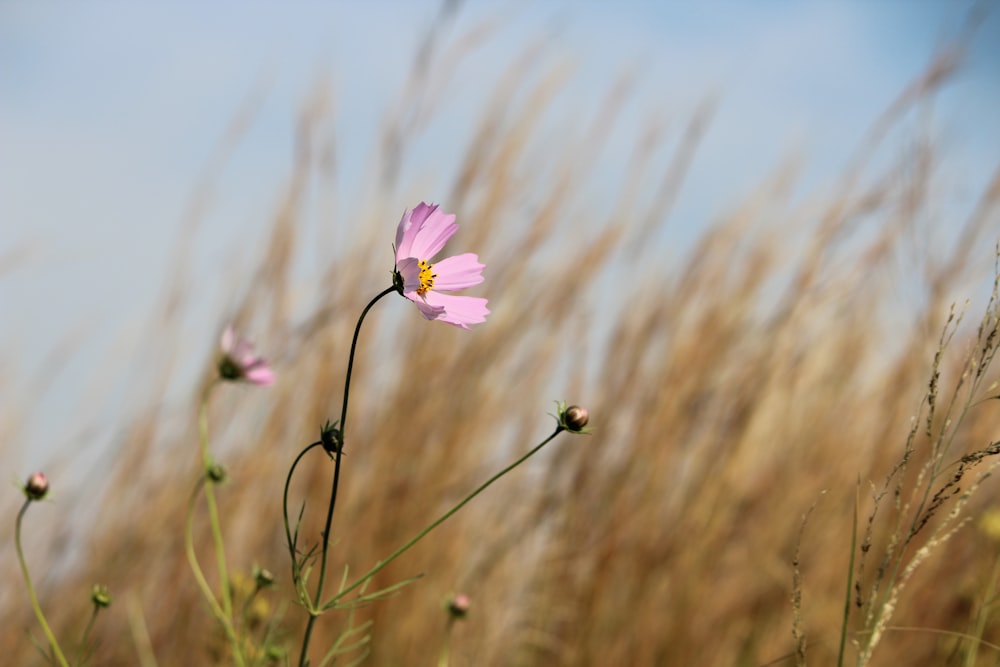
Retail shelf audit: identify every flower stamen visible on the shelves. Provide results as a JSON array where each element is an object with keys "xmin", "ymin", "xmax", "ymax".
[{"xmin": 416, "ymin": 259, "xmax": 437, "ymax": 296}]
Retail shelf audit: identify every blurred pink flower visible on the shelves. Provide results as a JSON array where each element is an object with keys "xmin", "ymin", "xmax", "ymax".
[
  {"xmin": 393, "ymin": 203, "xmax": 489, "ymax": 329},
  {"xmin": 447, "ymin": 593, "xmax": 471, "ymax": 618},
  {"xmin": 23, "ymin": 471, "xmax": 49, "ymax": 501},
  {"xmin": 218, "ymin": 325, "xmax": 275, "ymax": 385}
]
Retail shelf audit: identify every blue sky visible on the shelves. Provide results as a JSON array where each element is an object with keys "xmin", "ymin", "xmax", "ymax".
[{"xmin": 2, "ymin": 1, "xmax": 999, "ymax": 470}]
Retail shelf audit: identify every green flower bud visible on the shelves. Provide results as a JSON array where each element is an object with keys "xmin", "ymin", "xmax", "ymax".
[
  {"xmin": 91, "ymin": 584, "xmax": 112, "ymax": 609},
  {"xmin": 253, "ymin": 565, "xmax": 275, "ymax": 589},
  {"xmin": 207, "ymin": 463, "xmax": 227, "ymax": 483},
  {"xmin": 321, "ymin": 420, "xmax": 343, "ymax": 456}
]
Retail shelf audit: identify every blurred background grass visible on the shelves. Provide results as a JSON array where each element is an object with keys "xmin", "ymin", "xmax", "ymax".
[{"xmin": 2, "ymin": 2, "xmax": 1000, "ymax": 665}]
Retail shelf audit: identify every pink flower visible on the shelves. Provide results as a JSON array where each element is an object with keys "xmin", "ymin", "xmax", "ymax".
[
  {"xmin": 393, "ymin": 203, "xmax": 489, "ymax": 329},
  {"xmin": 218, "ymin": 325, "xmax": 275, "ymax": 385}
]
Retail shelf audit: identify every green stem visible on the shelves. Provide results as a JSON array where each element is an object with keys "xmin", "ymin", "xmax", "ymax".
[
  {"xmin": 963, "ymin": 551, "xmax": 1000, "ymax": 667},
  {"xmin": 199, "ymin": 381, "xmax": 234, "ymax": 620},
  {"xmin": 184, "ymin": 480, "xmax": 246, "ymax": 667},
  {"xmin": 80, "ymin": 609, "xmax": 95, "ymax": 661},
  {"xmin": 331, "ymin": 427, "xmax": 565, "ymax": 606},
  {"xmin": 78, "ymin": 605, "xmax": 99, "ymax": 665},
  {"xmin": 298, "ymin": 285, "xmax": 395, "ymax": 667},
  {"xmin": 437, "ymin": 618, "xmax": 455, "ymax": 667},
  {"xmin": 14, "ymin": 499, "xmax": 70, "ymax": 667},
  {"xmin": 192, "ymin": 380, "xmax": 247, "ymax": 666},
  {"xmin": 283, "ymin": 441, "xmax": 323, "ymax": 598}
]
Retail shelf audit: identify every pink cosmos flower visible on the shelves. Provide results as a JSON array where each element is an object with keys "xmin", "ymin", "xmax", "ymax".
[
  {"xmin": 393, "ymin": 203, "xmax": 489, "ymax": 329},
  {"xmin": 218, "ymin": 325, "xmax": 275, "ymax": 385}
]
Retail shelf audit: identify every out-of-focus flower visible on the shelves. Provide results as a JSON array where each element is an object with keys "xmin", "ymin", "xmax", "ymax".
[
  {"xmin": 23, "ymin": 472, "xmax": 49, "ymax": 501},
  {"xmin": 91, "ymin": 584, "xmax": 112, "ymax": 609},
  {"xmin": 253, "ymin": 565, "xmax": 275, "ymax": 589},
  {"xmin": 447, "ymin": 593, "xmax": 470, "ymax": 619},
  {"xmin": 218, "ymin": 325, "xmax": 275, "ymax": 385},
  {"xmin": 979, "ymin": 507, "xmax": 1000, "ymax": 543},
  {"xmin": 393, "ymin": 203, "xmax": 489, "ymax": 329}
]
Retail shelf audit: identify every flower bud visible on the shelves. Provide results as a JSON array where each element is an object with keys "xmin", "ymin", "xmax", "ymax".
[
  {"xmin": 254, "ymin": 566, "xmax": 275, "ymax": 589},
  {"xmin": 91, "ymin": 584, "xmax": 112, "ymax": 609},
  {"xmin": 24, "ymin": 472, "xmax": 49, "ymax": 501},
  {"xmin": 320, "ymin": 420, "xmax": 343, "ymax": 456},
  {"xmin": 207, "ymin": 463, "xmax": 227, "ymax": 483},
  {"xmin": 564, "ymin": 405, "xmax": 589, "ymax": 431},
  {"xmin": 447, "ymin": 593, "xmax": 470, "ymax": 619}
]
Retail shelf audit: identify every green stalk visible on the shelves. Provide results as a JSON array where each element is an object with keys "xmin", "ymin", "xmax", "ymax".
[
  {"xmin": 298, "ymin": 285, "xmax": 395, "ymax": 667},
  {"xmin": 190, "ymin": 380, "xmax": 246, "ymax": 666},
  {"xmin": 199, "ymin": 381, "xmax": 234, "ymax": 619},
  {"xmin": 77, "ymin": 604, "xmax": 101, "ymax": 665},
  {"xmin": 184, "ymin": 481, "xmax": 246, "ymax": 667},
  {"xmin": 963, "ymin": 551, "xmax": 1000, "ymax": 667},
  {"xmin": 15, "ymin": 499, "xmax": 70, "ymax": 667},
  {"xmin": 437, "ymin": 618, "xmax": 454, "ymax": 667},
  {"xmin": 332, "ymin": 426, "xmax": 565, "ymax": 606}
]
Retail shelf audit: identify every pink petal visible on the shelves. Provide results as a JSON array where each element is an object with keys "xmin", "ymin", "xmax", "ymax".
[
  {"xmin": 244, "ymin": 365, "xmax": 275, "ymax": 386},
  {"xmin": 234, "ymin": 341, "xmax": 256, "ymax": 362},
  {"xmin": 421, "ymin": 291, "xmax": 490, "ymax": 329},
  {"xmin": 394, "ymin": 209, "xmax": 418, "ymax": 258},
  {"xmin": 395, "ymin": 203, "xmax": 457, "ymax": 261},
  {"xmin": 409, "ymin": 295, "xmax": 447, "ymax": 320},
  {"xmin": 395, "ymin": 257, "xmax": 424, "ymax": 293},
  {"xmin": 220, "ymin": 325, "xmax": 236, "ymax": 353},
  {"xmin": 431, "ymin": 253, "xmax": 485, "ymax": 291},
  {"xmin": 410, "ymin": 207, "xmax": 457, "ymax": 259},
  {"xmin": 411, "ymin": 202, "xmax": 439, "ymax": 225}
]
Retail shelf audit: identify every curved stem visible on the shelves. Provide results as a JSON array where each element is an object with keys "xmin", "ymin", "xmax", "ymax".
[
  {"xmin": 332, "ymin": 427, "xmax": 565, "ymax": 606},
  {"xmin": 340, "ymin": 285, "xmax": 398, "ymax": 437},
  {"xmin": 203, "ymin": 482, "xmax": 230, "ymax": 603},
  {"xmin": 298, "ymin": 285, "xmax": 395, "ymax": 667},
  {"xmin": 283, "ymin": 441, "xmax": 323, "ymax": 599},
  {"xmin": 15, "ymin": 500, "xmax": 70, "ymax": 667},
  {"xmin": 184, "ymin": 480, "xmax": 246, "ymax": 667}
]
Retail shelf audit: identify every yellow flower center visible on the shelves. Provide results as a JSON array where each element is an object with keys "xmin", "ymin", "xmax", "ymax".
[{"xmin": 417, "ymin": 259, "xmax": 436, "ymax": 296}]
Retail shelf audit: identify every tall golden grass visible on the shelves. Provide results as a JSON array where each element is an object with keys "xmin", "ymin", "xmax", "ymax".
[{"xmin": 2, "ymin": 24, "xmax": 1000, "ymax": 667}]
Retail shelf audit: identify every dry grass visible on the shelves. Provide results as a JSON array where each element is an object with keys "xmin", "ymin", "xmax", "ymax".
[{"xmin": 3, "ymin": 23, "xmax": 1000, "ymax": 667}]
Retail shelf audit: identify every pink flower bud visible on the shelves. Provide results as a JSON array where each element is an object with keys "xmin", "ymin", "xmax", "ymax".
[
  {"xmin": 447, "ymin": 593, "xmax": 471, "ymax": 619},
  {"xmin": 24, "ymin": 472, "xmax": 49, "ymax": 500},
  {"xmin": 564, "ymin": 405, "xmax": 589, "ymax": 432}
]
